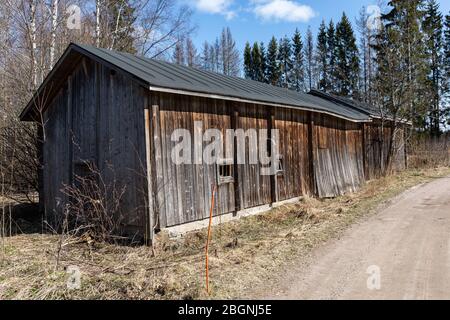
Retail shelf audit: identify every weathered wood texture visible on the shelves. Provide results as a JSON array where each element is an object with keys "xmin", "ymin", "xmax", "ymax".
[
  {"xmin": 43, "ymin": 59, "xmax": 148, "ymax": 235},
  {"xmin": 274, "ymin": 108, "xmax": 312, "ymax": 200},
  {"xmin": 41, "ymin": 61, "xmax": 406, "ymax": 234},
  {"xmin": 313, "ymin": 114, "xmax": 365, "ymax": 198},
  {"xmin": 148, "ymin": 93, "xmax": 380, "ymax": 227},
  {"xmin": 236, "ymin": 104, "xmax": 272, "ymax": 210},
  {"xmin": 150, "ymin": 94, "xmax": 316, "ymax": 227},
  {"xmin": 150, "ymin": 92, "xmax": 235, "ymax": 228}
]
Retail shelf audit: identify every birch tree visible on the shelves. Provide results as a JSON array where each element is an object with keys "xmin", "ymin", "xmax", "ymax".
[{"xmin": 49, "ymin": 0, "xmax": 59, "ymax": 69}]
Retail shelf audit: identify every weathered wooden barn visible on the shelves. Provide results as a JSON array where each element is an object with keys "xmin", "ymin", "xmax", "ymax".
[{"xmin": 20, "ymin": 43, "xmax": 406, "ymax": 240}]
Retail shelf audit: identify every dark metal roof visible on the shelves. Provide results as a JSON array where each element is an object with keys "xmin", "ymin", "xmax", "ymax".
[
  {"xmin": 308, "ymin": 89, "xmax": 381, "ymax": 118},
  {"xmin": 21, "ymin": 43, "xmax": 372, "ymax": 122}
]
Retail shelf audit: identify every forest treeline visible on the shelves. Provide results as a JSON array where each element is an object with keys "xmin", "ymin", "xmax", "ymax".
[
  {"xmin": 1, "ymin": 1, "xmax": 449, "ymax": 132},
  {"xmin": 239, "ymin": 1, "xmax": 450, "ymax": 134},
  {"xmin": 172, "ymin": 1, "xmax": 450, "ymax": 134}
]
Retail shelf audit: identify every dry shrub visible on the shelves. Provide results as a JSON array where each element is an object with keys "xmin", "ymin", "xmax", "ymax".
[
  {"xmin": 60, "ymin": 162, "xmax": 127, "ymax": 243},
  {"xmin": 408, "ymin": 133, "xmax": 450, "ymax": 168}
]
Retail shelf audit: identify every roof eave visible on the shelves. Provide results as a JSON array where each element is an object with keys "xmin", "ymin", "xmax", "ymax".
[{"xmin": 149, "ymin": 85, "xmax": 373, "ymax": 123}]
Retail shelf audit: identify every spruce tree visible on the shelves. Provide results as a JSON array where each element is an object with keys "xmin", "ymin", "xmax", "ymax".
[
  {"xmin": 304, "ymin": 27, "xmax": 315, "ymax": 91},
  {"xmin": 252, "ymin": 42, "xmax": 264, "ymax": 82},
  {"xmin": 107, "ymin": 0, "xmax": 136, "ymax": 53},
  {"xmin": 278, "ymin": 36, "xmax": 293, "ymax": 88},
  {"xmin": 445, "ymin": 13, "xmax": 450, "ymax": 82},
  {"xmin": 444, "ymin": 13, "xmax": 450, "ymax": 124},
  {"xmin": 260, "ymin": 42, "xmax": 268, "ymax": 83},
  {"xmin": 244, "ymin": 42, "xmax": 253, "ymax": 79},
  {"xmin": 316, "ymin": 20, "xmax": 329, "ymax": 92},
  {"xmin": 445, "ymin": 13, "xmax": 450, "ymax": 80},
  {"xmin": 267, "ymin": 36, "xmax": 281, "ymax": 86},
  {"xmin": 423, "ymin": 0, "xmax": 444, "ymax": 134},
  {"xmin": 292, "ymin": 28, "xmax": 305, "ymax": 92},
  {"xmin": 335, "ymin": 13, "xmax": 360, "ymax": 98},
  {"xmin": 201, "ymin": 42, "xmax": 211, "ymax": 71},
  {"xmin": 327, "ymin": 20, "xmax": 337, "ymax": 93}
]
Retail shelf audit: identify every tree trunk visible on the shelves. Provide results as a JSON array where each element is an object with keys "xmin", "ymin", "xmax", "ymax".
[
  {"xmin": 29, "ymin": 0, "xmax": 38, "ymax": 89},
  {"xmin": 49, "ymin": 0, "xmax": 58, "ymax": 70},
  {"xmin": 96, "ymin": 0, "xmax": 101, "ymax": 47}
]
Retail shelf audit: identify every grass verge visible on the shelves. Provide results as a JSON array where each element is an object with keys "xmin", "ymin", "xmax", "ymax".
[{"xmin": 0, "ymin": 167, "xmax": 449, "ymax": 299}]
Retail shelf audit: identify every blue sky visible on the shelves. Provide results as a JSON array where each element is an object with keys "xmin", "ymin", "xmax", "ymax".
[{"xmin": 186, "ymin": 0, "xmax": 450, "ymax": 52}]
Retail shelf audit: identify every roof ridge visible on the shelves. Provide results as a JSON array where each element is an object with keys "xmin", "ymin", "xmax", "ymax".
[{"xmin": 20, "ymin": 43, "xmax": 373, "ymax": 123}]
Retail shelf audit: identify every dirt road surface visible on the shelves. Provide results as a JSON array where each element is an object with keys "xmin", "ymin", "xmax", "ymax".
[{"xmin": 266, "ymin": 176, "xmax": 450, "ymax": 300}]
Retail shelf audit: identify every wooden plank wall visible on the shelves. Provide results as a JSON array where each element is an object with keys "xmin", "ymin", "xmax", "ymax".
[
  {"xmin": 150, "ymin": 93, "xmax": 374, "ymax": 227},
  {"xmin": 43, "ymin": 84, "xmax": 70, "ymax": 226},
  {"xmin": 314, "ymin": 114, "xmax": 365, "ymax": 198},
  {"xmin": 42, "ymin": 60, "xmax": 406, "ymax": 234},
  {"xmin": 150, "ymin": 92, "xmax": 235, "ymax": 228},
  {"xmin": 236, "ymin": 104, "xmax": 272, "ymax": 210},
  {"xmin": 274, "ymin": 108, "xmax": 312, "ymax": 201},
  {"xmin": 43, "ymin": 59, "xmax": 148, "ymax": 235},
  {"xmin": 95, "ymin": 61, "xmax": 148, "ymax": 234}
]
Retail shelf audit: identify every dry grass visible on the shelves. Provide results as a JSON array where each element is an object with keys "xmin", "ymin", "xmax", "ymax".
[{"xmin": 1, "ymin": 167, "xmax": 449, "ymax": 300}]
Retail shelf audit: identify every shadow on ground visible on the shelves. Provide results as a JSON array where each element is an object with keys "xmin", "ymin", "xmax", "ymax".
[{"xmin": 0, "ymin": 203, "xmax": 44, "ymax": 236}]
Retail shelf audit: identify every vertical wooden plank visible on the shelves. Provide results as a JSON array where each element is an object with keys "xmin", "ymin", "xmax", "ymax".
[
  {"xmin": 361, "ymin": 122, "xmax": 367, "ymax": 180},
  {"xmin": 37, "ymin": 121, "xmax": 44, "ymax": 214},
  {"xmin": 151, "ymin": 103, "xmax": 166, "ymax": 228},
  {"xmin": 66, "ymin": 75, "xmax": 73, "ymax": 194},
  {"xmin": 144, "ymin": 99, "xmax": 155, "ymax": 243},
  {"xmin": 95, "ymin": 64, "xmax": 100, "ymax": 169},
  {"xmin": 268, "ymin": 107, "xmax": 277, "ymax": 204},
  {"xmin": 307, "ymin": 111, "xmax": 316, "ymax": 196},
  {"xmin": 231, "ymin": 107, "xmax": 240, "ymax": 214}
]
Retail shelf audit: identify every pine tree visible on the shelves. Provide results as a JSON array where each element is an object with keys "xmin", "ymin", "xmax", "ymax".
[
  {"xmin": 266, "ymin": 36, "xmax": 281, "ymax": 86},
  {"xmin": 327, "ymin": 20, "xmax": 337, "ymax": 93},
  {"xmin": 335, "ymin": 13, "xmax": 360, "ymax": 98},
  {"xmin": 278, "ymin": 36, "xmax": 293, "ymax": 88},
  {"xmin": 292, "ymin": 28, "xmax": 305, "ymax": 92},
  {"xmin": 316, "ymin": 20, "xmax": 329, "ymax": 91},
  {"xmin": 244, "ymin": 42, "xmax": 253, "ymax": 79},
  {"xmin": 304, "ymin": 27, "xmax": 315, "ymax": 91},
  {"xmin": 378, "ymin": 0, "xmax": 428, "ymax": 128},
  {"xmin": 423, "ymin": 0, "xmax": 444, "ymax": 134},
  {"xmin": 186, "ymin": 37, "xmax": 199, "ymax": 68},
  {"xmin": 260, "ymin": 42, "xmax": 268, "ymax": 83}
]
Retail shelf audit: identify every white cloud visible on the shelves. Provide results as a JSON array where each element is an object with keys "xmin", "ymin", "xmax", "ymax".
[
  {"xmin": 253, "ymin": 0, "xmax": 316, "ymax": 23},
  {"xmin": 194, "ymin": 0, "xmax": 236, "ymax": 19}
]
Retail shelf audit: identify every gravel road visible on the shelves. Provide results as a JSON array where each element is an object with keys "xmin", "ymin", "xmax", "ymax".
[{"xmin": 268, "ymin": 176, "xmax": 450, "ymax": 300}]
